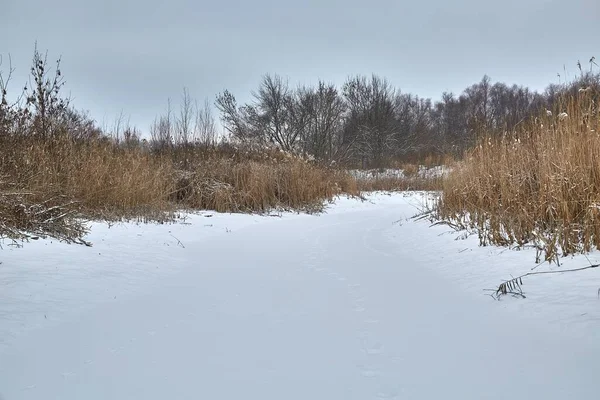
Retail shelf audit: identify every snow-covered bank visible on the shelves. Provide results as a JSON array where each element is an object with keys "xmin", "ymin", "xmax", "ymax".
[{"xmin": 1, "ymin": 192, "xmax": 599, "ymax": 399}]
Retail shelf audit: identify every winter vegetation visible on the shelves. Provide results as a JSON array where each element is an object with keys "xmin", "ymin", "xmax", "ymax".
[
  {"xmin": 3, "ymin": 44, "xmax": 600, "ymax": 399},
  {"xmin": 1, "ymin": 45, "xmax": 600, "ymax": 266},
  {"xmin": 435, "ymin": 59, "xmax": 600, "ymax": 264},
  {"xmin": 0, "ymin": 47, "xmax": 360, "ymax": 245}
]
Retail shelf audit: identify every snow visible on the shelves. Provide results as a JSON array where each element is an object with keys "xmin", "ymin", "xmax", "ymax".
[{"xmin": 1, "ymin": 192, "xmax": 600, "ymax": 399}]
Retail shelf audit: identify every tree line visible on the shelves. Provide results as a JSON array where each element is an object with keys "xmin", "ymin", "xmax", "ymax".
[
  {"xmin": 2, "ymin": 46, "xmax": 598, "ymax": 169},
  {"xmin": 216, "ymin": 60, "xmax": 600, "ymax": 168}
]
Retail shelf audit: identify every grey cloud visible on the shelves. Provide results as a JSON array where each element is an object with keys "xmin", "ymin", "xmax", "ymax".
[{"xmin": 2, "ymin": 0, "xmax": 598, "ymax": 132}]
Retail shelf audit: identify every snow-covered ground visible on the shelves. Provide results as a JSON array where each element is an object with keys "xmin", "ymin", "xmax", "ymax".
[{"xmin": 1, "ymin": 192, "xmax": 600, "ymax": 399}]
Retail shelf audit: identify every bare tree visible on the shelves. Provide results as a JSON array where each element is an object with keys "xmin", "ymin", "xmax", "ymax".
[
  {"xmin": 342, "ymin": 74, "xmax": 399, "ymax": 168},
  {"xmin": 2, "ymin": 46, "xmax": 100, "ymax": 140},
  {"xmin": 122, "ymin": 126, "xmax": 141, "ymax": 148},
  {"xmin": 431, "ymin": 92, "xmax": 471, "ymax": 155},
  {"xmin": 216, "ymin": 74, "xmax": 308, "ymax": 151},
  {"xmin": 297, "ymin": 81, "xmax": 346, "ymax": 161},
  {"xmin": 195, "ymin": 98, "xmax": 217, "ymax": 146},
  {"xmin": 463, "ymin": 75, "xmax": 492, "ymax": 132},
  {"xmin": 215, "ymin": 90, "xmax": 255, "ymax": 141},
  {"xmin": 25, "ymin": 44, "xmax": 70, "ymax": 138},
  {"xmin": 394, "ymin": 94, "xmax": 434, "ymax": 156},
  {"xmin": 0, "ymin": 55, "xmax": 14, "ymax": 108},
  {"xmin": 105, "ymin": 110, "xmax": 130, "ymax": 142},
  {"xmin": 150, "ymin": 99, "xmax": 173, "ymax": 152},
  {"xmin": 488, "ymin": 83, "xmax": 539, "ymax": 132},
  {"xmin": 0, "ymin": 54, "xmax": 16, "ymax": 135},
  {"xmin": 252, "ymin": 74, "xmax": 307, "ymax": 150},
  {"xmin": 103, "ymin": 112, "xmax": 141, "ymax": 148},
  {"xmin": 176, "ymin": 87, "xmax": 194, "ymax": 145}
]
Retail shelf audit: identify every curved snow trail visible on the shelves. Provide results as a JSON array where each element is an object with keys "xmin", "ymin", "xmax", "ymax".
[{"xmin": 1, "ymin": 195, "xmax": 600, "ymax": 399}]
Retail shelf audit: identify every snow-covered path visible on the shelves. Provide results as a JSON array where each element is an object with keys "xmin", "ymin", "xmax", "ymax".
[{"xmin": 1, "ymin": 194, "xmax": 600, "ymax": 399}]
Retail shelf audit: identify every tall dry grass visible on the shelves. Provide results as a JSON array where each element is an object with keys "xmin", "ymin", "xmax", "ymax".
[
  {"xmin": 1, "ymin": 135, "xmax": 174, "ymax": 221},
  {"xmin": 173, "ymin": 153, "xmax": 358, "ymax": 213},
  {"xmin": 437, "ymin": 89, "xmax": 600, "ymax": 262},
  {"xmin": 0, "ymin": 134, "xmax": 359, "ymax": 242}
]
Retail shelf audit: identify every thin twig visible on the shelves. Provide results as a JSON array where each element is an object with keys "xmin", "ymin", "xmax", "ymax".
[
  {"xmin": 517, "ymin": 263, "xmax": 599, "ymax": 277},
  {"xmin": 169, "ymin": 233, "xmax": 185, "ymax": 248}
]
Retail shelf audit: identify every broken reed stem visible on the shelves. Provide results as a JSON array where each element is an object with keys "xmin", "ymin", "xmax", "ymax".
[{"xmin": 493, "ymin": 263, "xmax": 600, "ymax": 299}]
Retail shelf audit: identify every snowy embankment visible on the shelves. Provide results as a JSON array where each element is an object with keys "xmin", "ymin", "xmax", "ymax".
[{"xmin": 1, "ymin": 192, "xmax": 600, "ymax": 399}]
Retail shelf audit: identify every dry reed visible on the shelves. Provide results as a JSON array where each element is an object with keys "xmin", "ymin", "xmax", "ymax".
[
  {"xmin": 437, "ymin": 89, "xmax": 600, "ymax": 262},
  {"xmin": 0, "ymin": 135, "xmax": 360, "ymax": 242}
]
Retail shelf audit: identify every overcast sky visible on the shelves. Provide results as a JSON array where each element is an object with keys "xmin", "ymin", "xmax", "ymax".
[{"xmin": 2, "ymin": 0, "xmax": 598, "ymax": 133}]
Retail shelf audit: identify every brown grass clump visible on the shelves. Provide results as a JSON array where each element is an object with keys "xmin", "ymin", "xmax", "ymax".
[
  {"xmin": 0, "ymin": 135, "xmax": 360, "ymax": 243},
  {"xmin": 437, "ymin": 89, "xmax": 600, "ymax": 262},
  {"xmin": 1, "ymin": 135, "xmax": 174, "ymax": 222},
  {"xmin": 173, "ymin": 152, "xmax": 359, "ymax": 213}
]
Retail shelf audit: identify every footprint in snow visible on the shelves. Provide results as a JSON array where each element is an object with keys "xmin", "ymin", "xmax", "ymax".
[
  {"xmin": 357, "ymin": 330, "xmax": 370, "ymax": 339},
  {"xmin": 362, "ymin": 341, "xmax": 385, "ymax": 355},
  {"xmin": 109, "ymin": 346, "xmax": 125, "ymax": 354},
  {"xmin": 358, "ymin": 366, "xmax": 381, "ymax": 378},
  {"xmin": 61, "ymin": 372, "xmax": 76, "ymax": 379},
  {"xmin": 390, "ymin": 355, "xmax": 405, "ymax": 364}
]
